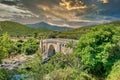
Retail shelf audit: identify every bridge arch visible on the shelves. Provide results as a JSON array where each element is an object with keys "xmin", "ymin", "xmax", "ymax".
[{"xmin": 48, "ymin": 45, "xmax": 56, "ymax": 58}]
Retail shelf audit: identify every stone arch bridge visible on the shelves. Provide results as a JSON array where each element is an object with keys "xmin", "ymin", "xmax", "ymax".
[{"xmin": 40, "ymin": 39, "xmax": 78, "ymax": 60}]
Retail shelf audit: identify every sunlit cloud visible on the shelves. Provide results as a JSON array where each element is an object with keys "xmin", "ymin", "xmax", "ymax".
[
  {"xmin": 102, "ymin": 0, "xmax": 109, "ymax": 3},
  {"xmin": 59, "ymin": 0, "xmax": 87, "ymax": 10}
]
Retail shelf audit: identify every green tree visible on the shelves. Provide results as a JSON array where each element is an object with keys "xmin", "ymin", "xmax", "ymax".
[
  {"xmin": 75, "ymin": 25, "xmax": 120, "ymax": 77},
  {"xmin": 34, "ymin": 32, "xmax": 38, "ymax": 39},
  {"xmin": 0, "ymin": 33, "xmax": 13, "ymax": 63}
]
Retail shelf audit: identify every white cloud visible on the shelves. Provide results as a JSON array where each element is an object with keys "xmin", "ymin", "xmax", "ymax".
[
  {"xmin": 0, "ymin": 3, "xmax": 39, "ymax": 21},
  {"xmin": 0, "ymin": 17, "xmax": 13, "ymax": 21}
]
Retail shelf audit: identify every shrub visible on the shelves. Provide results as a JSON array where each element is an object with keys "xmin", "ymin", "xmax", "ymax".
[
  {"xmin": 12, "ymin": 40, "xmax": 24, "ymax": 54},
  {"xmin": 0, "ymin": 68, "xmax": 12, "ymax": 80},
  {"xmin": 0, "ymin": 33, "xmax": 13, "ymax": 63},
  {"xmin": 22, "ymin": 38, "xmax": 39, "ymax": 55}
]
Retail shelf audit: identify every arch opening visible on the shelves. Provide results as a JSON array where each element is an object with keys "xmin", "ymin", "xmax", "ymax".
[{"xmin": 48, "ymin": 45, "xmax": 56, "ymax": 58}]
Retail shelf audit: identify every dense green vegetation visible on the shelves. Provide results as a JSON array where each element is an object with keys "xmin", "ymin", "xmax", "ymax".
[
  {"xmin": 75, "ymin": 24, "xmax": 120, "ymax": 79},
  {"xmin": 0, "ymin": 32, "xmax": 39, "ymax": 62},
  {"xmin": 0, "ymin": 21, "xmax": 52, "ymax": 37},
  {"xmin": 0, "ymin": 21, "xmax": 120, "ymax": 80},
  {"xmin": 43, "ymin": 26, "xmax": 91, "ymax": 39}
]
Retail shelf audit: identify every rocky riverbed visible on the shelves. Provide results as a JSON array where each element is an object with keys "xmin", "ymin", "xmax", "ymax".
[{"xmin": 0, "ymin": 54, "xmax": 34, "ymax": 70}]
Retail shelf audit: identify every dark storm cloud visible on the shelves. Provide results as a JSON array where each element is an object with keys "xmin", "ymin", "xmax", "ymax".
[{"xmin": 20, "ymin": 0, "xmax": 120, "ymax": 17}]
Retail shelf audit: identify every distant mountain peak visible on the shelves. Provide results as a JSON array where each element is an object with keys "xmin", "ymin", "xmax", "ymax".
[
  {"xmin": 39, "ymin": 21, "xmax": 47, "ymax": 24},
  {"xmin": 27, "ymin": 22, "xmax": 73, "ymax": 31}
]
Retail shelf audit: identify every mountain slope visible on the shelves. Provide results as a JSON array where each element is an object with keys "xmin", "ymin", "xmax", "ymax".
[
  {"xmin": 27, "ymin": 22, "xmax": 73, "ymax": 31},
  {"xmin": 0, "ymin": 21, "xmax": 52, "ymax": 36}
]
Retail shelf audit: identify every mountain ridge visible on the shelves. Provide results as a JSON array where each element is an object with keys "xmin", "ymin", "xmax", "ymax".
[{"xmin": 27, "ymin": 22, "xmax": 73, "ymax": 31}]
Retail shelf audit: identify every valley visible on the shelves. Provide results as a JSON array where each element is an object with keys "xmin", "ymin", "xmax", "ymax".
[{"xmin": 0, "ymin": 21, "xmax": 120, "ymax": 80}]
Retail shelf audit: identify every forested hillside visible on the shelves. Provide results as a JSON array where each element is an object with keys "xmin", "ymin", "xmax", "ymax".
[
  {"xmin": 46, "ymin": 21, "xmax": 120, "ymax": 39},
  {"xmin": 0, "ymin": 21, "xmax": 52, "ymax": 37}
]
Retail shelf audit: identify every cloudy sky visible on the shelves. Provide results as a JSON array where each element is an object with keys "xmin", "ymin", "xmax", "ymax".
[{"xmin": 0, "ymin": 0, "xmax": 120, "ymax": 28}]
